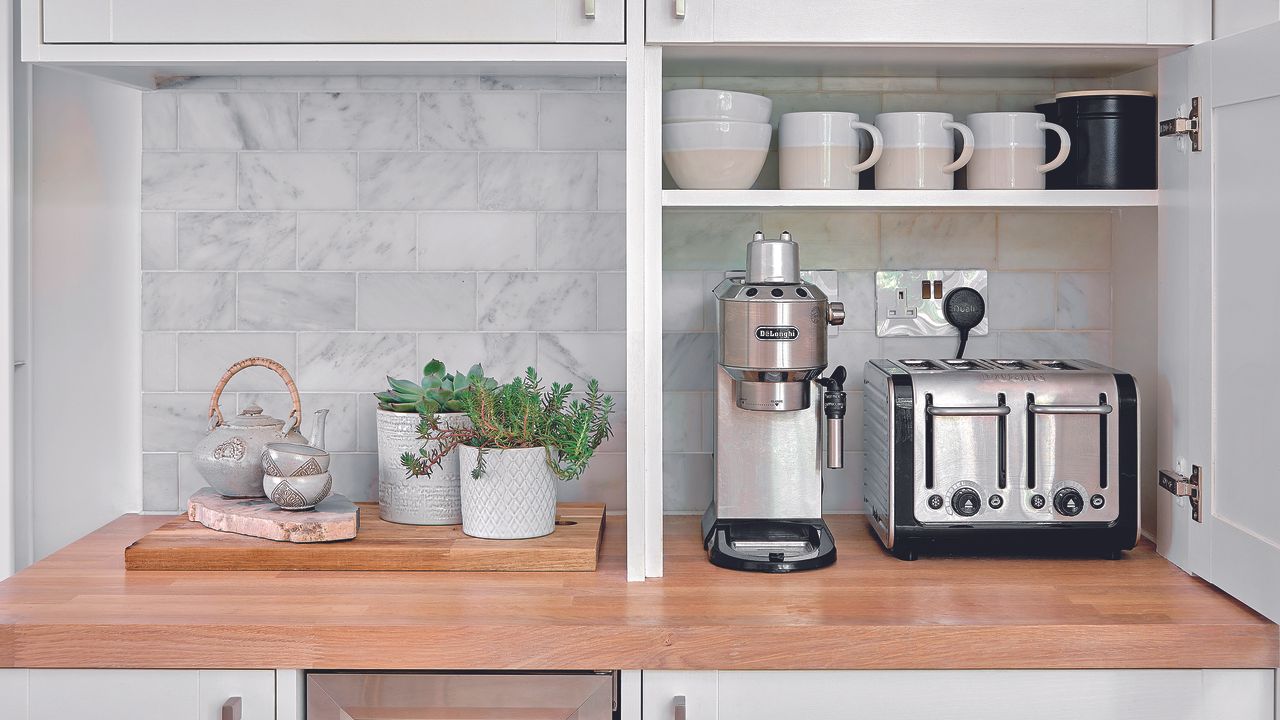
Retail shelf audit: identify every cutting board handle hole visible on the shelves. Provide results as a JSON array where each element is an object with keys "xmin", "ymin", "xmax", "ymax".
[{"xmin": 555, "ymin": 519, "xmax": 577, "ymax": 526}]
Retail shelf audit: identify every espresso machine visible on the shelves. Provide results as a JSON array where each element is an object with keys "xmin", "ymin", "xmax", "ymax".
[{"xmin": 702, "ymin": 231, "xmax": 848, "ymax": 572}]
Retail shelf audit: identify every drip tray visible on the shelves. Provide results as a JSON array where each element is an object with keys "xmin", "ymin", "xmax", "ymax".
[{"xmin": 704, "ymin": 518, "xmax": 837, "ymax": 572}]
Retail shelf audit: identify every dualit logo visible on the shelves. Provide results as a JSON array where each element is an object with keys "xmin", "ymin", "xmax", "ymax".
[
  {"xmin": 982, "ymin": 372, "xmax": 1047, "ymax": 382},
  {"xmin": 755, "ymin": 325, "xmax": 799, "ymax": 341}
]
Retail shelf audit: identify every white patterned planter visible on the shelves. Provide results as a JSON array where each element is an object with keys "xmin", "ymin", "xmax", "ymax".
[
  {"xmin": 458, "ymin": 445, "xmax": 558, "ymax": 539},
  {"xmin": 376, "ymin": 409, "xmax": 470, "ymax": 525}
]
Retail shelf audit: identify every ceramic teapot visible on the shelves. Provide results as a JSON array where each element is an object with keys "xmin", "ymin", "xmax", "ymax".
[{"xmin": 192, "ymin": 357, "xmax": 328, "ymax": 498}]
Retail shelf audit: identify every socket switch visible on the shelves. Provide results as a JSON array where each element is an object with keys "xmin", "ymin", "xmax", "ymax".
[{"xmin": 875, "ymin": 269, "xmax": 989, "ymax": 338}]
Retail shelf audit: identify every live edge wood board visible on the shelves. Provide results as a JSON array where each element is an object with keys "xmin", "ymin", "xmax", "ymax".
[
  {"xmin": 0, "ymin": 515, "xmax": 1273, "ymax": 670},
  {"xmin": 124, "ymin": 503, "xmax": 606, "ymax": 572}
]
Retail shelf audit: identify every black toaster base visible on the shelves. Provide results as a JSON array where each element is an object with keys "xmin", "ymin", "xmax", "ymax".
[{"xmin": 880, "ymin": 523, "xmax": 1136, "ymax": 561}]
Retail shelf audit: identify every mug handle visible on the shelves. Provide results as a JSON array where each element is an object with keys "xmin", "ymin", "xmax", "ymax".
[
  {"xmin": 849, "ymin": 120, "xmax": 884, "ymax": 173},
  {"xmin": 1037, "ymin": 121, "xmax": 1072, "ymax": 174},
  {"xmin": 941, "ymin": 120, "xmax": 975, "ymax": 173}
]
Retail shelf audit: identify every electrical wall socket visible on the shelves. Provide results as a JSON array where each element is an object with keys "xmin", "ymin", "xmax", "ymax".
[{"xmin": 875, "ymin": 269, "xmax": 989, "ymax": 338}]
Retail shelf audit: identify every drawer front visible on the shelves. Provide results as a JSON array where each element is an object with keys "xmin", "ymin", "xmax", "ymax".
[
  {"xmin": 0, "ymin": 669, "xmax": 275, "ymax": 720},
  {"xmin": 712, "ymin": 670, "xmax": 1274, "ymax": 720},
  {"xmin": 649, "ymin": 0, "xmax": 1151, "ymax": 44},
  {"xmin": 43, "ymin": 0, "xmax": 623, "ymax": 44},
  {"xmin": 308, "ymin": 673, "xmax": 616, "ymax": 720}
]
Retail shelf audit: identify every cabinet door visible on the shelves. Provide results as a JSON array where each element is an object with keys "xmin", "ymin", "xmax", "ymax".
[
  {"xmin": 3, "ymin": 670, "xmax": 275, "ymax": 720},
  {"xmin": 646, "ymin": 0, "xmax": 1206, "ymax": 44},
  {"xmin": 42, "ymin": 0, "xmax": 623, "ymax": 44},
  {"xmin": 641, "ymin": 671, "xmax": 716, "ymax": 720},
  {"xmin": 1156, "ymin": 19, "xmax": 1280, "ymax": 623},
  {"xmin": 713, "ymin": 670, "xmax": 1272, "ymax": 720}
]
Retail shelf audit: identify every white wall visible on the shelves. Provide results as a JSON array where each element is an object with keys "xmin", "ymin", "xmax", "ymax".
[
  {"xmin": 1214, "ymin": 0, "xmax": 1280, "ymax": 37},
  {"xmin": 25, "ymin": 67, "xmax": 139, "ymax": 562}
]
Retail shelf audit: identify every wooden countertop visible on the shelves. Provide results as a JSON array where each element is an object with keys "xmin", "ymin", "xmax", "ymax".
[{"xmin": 0, "ymin": 514, "xmax": 1273, "ymax": 670}]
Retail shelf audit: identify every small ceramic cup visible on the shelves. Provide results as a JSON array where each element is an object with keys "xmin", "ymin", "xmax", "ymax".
[
  {"xmin": 779, "ymin": 111, "xmax": 884, "ymax": 189},
  {"xmin": 873, "ymin": 112, "xmax": 975, "ymax": 190},
  {"xmin": 965, "ymin": 112, "xmax": 1071, "ymax": 189},
  {"xmin": 264, "ymin": 472, "xmax": 333, "ymax": 511},
  {"xmin": 262, "ymin": 442, "xmax": 330, "ymax": 478}
]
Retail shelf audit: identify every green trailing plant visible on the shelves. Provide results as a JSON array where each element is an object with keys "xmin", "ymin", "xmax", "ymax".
[
  {"xmin": 375, "ymin": 359, "xmax": 499, "ymax": 415},
  {"xmin": 401, "ymin": 367, "xmax": 614, "ymax": 482}
]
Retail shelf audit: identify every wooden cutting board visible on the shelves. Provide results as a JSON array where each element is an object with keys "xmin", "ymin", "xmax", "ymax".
[{"xmin": 124, "ymin": 502, "xmax": 606, "ymax": 572}]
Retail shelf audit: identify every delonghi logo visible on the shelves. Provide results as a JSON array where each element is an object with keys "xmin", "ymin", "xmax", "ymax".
[
  {"xmin": 981, "ymin": 372, "xmax": 1048, "ymax": 382},
  {"xmin": 755, "ymin": 325, "xmax": 799, "ymax": 341}
]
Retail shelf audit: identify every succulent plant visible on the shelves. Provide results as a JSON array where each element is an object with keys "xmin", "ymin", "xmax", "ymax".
[
  {"xmin": 376, "ymin": 359, "xmax": 499, "ymax": 415},
  {"xmin": 401, "ymin": 367, "xmax": 614, "ymax": 482}
]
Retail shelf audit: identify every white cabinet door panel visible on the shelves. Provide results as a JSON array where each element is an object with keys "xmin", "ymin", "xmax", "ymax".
[
  {"xmin": 711, "ymin": 670, "xmax": 1273, "ymax": 720},
  {"xmin": 647, "ymin": 0, "xmax": 1156, "ymax": 44},
  {"xmin": 16, "ymin": 669, "xmax": 274, "ymax": 720},
  {"xmin": 42, "ymin": 0, "xmax": 623, "ymax": 44},
  {"xmin": 642, "ymin": 670, "xmax": 716, "ymax": 720},
  {"xmin": 1157, "ymin": 19, "xmax": 1280, "ymax": 624}
]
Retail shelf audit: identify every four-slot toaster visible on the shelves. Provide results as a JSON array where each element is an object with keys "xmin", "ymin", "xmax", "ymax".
[{"xmin": 862, "ymin": 358, "xmax": 1139, "ymax": 560}]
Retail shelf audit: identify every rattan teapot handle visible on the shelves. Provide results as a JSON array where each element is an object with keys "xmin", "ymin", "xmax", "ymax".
[{"xmin": 206, "ymin": 357, "xmax": 302, "ymax": 431}]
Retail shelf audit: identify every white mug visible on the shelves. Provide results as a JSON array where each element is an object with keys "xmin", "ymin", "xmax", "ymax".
[
  {"xmin": 965, "ymin": 112, "xmax": 1071, "ymax": 190},
  {"xmin": 873, "ymin": 112, "xmax": 975, "ymax": 190},
  {"xmin": 779, "ymin": 112, "xmax": 884, "ymax": 190}
]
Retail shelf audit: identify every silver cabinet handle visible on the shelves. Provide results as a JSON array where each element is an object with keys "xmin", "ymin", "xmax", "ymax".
[
  {"xmin": 674, "ymin": 695, "xmax": 686, "ymax": 720},
  {"xmin": 1028, "ymin": 403, "xmax": 1112, "ymax": 415},
  {"xmin": 584, "ymin": 0, "xmax": 596, "ymax": 18},
  {"xmin": 674, "ymin": 0, "xmax": 686, "ymax": 19},
  {"xmin": 222, "ymin": 697, "xmax": 242, "ymax": 720},
  {"xmin": 927, "ymin": 405, "xmax": 1011, "ymax": 417}
]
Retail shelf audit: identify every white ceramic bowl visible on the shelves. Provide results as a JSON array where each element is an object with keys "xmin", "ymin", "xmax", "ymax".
[
  {"xmin": 663, "ymin": 121, "xmax": 772, "ymax": 190},
  {"xmin": 663, "ymin": 89, "xmax": 773, "ymax": 123}
]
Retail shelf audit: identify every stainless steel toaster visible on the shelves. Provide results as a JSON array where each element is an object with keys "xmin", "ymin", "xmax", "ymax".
[{"xmin": 862, "ymin": 358, "xmax": 1139, "ymax": 560}]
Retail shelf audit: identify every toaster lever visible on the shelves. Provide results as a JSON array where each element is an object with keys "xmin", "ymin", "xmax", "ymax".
[
  {"xmin": 926, "ymin": 405, "xmax": 1011, "ymax": 417},
  {"xmin": 1028, "ymin": 402, "xmax": 1113, "ymax": 415}
]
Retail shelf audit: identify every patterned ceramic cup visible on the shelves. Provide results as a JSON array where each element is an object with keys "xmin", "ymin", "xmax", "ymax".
[
  {"xmin": 261, "ymin": 442, "xmax": 330, "ymax": 478},
  {"xmin": 263, "ymin": 472, "xmax": 333, "ymax": 511}
]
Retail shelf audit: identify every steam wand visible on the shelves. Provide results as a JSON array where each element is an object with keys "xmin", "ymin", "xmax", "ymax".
[{"xmin": 817, "ymin": 365, "xmax": 848, "ymax": 469}]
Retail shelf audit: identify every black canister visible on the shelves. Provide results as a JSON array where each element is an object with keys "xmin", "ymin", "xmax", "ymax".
[
  {"xmin": 1052, "ymin": 90, "xmax": 1157, "ymax": 189},
  {"xmin": 1035, "ymin": 98, "xmax": 1065, "ymax": 189}
]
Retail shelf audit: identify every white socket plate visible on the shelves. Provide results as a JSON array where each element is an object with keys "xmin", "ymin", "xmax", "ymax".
[{"xmin": 875, "ymin": 269, "xmax": 989, "ymax": 338}]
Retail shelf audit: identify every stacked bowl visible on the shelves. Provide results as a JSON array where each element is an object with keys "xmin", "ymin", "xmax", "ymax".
[{"xmin": 662, "ymin": 89, "xmax": 773, "ymax": 189}]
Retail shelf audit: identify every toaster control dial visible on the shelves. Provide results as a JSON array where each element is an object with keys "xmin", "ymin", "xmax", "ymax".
[
  {"xmin": 1053, "ymin": 488, "xmax": 1085, "ymax": 517},
  {"xmin": 951, "ymin": 488, "xmax": 982, "ymax": 517}
]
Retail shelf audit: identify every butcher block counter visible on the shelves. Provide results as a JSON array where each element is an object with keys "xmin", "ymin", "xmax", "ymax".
[{"xmin": 0, "ymin": 514, "xmax": 1273, "ymax": 670}]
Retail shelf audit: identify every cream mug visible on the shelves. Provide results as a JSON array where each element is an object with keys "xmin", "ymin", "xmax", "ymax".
[
  {"xmin": 965, "ymin": 112, "xmax": 1071, "ymax": 190},
  {"xmin": 873, "ymin": 112, "xmax": 975, "ymax": 190},
  {"xmin": 779, "ymin": 112, "xmax": 884, "ymax": 190}
]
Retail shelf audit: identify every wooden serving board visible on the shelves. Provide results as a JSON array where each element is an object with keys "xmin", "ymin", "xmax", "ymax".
[{"xmin": 124, "ymin": 503, "xmax": 606, "ymax": 572}]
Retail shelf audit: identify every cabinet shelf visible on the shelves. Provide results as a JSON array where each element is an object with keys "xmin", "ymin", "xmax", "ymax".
[{"xmin": 661, "ymin": 189, "xmax": 1158, "ymax": 210}]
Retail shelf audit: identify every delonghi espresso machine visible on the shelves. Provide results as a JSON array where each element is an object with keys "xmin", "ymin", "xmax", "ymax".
[{"xmin": 702, "ymin": 231, "xmax": 848, "ymax": 572}]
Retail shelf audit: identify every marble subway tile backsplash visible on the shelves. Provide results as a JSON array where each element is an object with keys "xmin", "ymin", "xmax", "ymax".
[
  {"xmin": 141, "ymin": 75, "xmax": 626, "ymax": 513},
  {"xmin": 661, "ymin": 209, "xmax": 1118, "ymax": 514}
]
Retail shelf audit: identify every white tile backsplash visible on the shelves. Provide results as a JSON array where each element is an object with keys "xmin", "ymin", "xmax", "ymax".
[{"xmin": 140, "ymin": 76, "xmax": 626, "ymax": 510}]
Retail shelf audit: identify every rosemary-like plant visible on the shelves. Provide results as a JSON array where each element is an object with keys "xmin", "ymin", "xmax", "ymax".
[{"xmin": 401, "ymin": 367, "xmax": 614, "ymax": 482}]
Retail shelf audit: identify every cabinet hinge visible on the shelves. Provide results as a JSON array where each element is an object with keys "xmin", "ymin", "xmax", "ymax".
[
  {"xmin": 1158, "ymin": 465, "xmax": 1202, "ymax": 522},
  {"xmin": 1159, "ymin": 96, "xmax": 1202, "ymax": 152}
]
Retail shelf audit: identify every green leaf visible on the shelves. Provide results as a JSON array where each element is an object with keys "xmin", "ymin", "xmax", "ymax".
[
  {"xmin": 387, "ymin": 402, "xmax": 419, "ymax": 412},
  {"xmin": 422, "ymin": 374, "xmax": 443, "ymax": 391},
  {"xmin": 416, "ymin": 398, "xmax": 441, "ymax": 415},
  {"xmin": 467, "ymin": 363, "xmax": 484, "ymax": 379},
  {"xmin": 453, "ymin": 374, "xmax": 471, "ymax": 392},
  {"xmin": 375, "ymin": 391, "xmax": 401, "ymax": 403},
  {"xmin": 445, "ymin": 399, "xmax": 465, "ymax": 412},
  {"xmin": 387, "ymin": 377, "xmax": 424, "ymax": 396},
  {"xmin": 422, "ymin": 358, "xmax": 446, "ymax": 378}
]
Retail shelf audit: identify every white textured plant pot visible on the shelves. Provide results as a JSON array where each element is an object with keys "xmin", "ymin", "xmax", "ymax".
[
  {"xmin": 458, "ymin": 445, "xmax": 558, "ymax": 540},
  {"xmin": 376, "ymin": 409, "xmax": 470, "ymax": 525}
]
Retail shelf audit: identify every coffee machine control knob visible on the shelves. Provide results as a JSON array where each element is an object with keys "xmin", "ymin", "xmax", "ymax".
[
  {"xmin": 951, "ymin": 488, "xmax": 982, "ymax": 517},
  {"xmin": 827, "ymin": 302, "xmax": 846, "ymax": 326}
]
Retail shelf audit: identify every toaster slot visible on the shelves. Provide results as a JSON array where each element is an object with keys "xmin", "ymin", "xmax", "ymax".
[
  {"xmin": 1026, "ymin": 393, "xmax": 1112, "ymax": 490},
  {"xmin": 925, "ymin": 394, "xmax": 1010, "ymax": 490}
]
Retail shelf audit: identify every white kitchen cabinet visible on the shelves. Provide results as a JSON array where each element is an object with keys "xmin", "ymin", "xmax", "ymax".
[
  {"xmin": 1154, "ymin": 18, "xmax": 1280, "ymax": 623},
  {"xmin": 642, "ymin": 670, "xmax": 1275, "ymax": 720},
  {"xmin": 37, "ymin": 0, "xmax": 624, "ymax": 44},
  {"xmin": 0, "ymin": 669, "xmax": 276, "ymax": 720},
  {"xmin": 646, "ymin": 0, "xmax": 1208, "ymax": 45}
]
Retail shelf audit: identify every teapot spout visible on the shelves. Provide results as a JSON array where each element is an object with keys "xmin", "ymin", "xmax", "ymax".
[{"xmin": 308, "ymin": 408, "xmax": 329, "ymax": 450}]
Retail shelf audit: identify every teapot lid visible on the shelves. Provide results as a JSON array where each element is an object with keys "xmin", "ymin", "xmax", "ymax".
[{"xmin": 225, "ymin": 404, "xmax": 285, "ymax": 428}]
